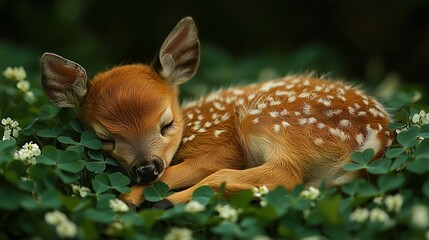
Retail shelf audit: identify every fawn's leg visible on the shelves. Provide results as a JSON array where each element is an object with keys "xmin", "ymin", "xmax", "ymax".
[
  {"xmin": 164, "ymin": 163, "xmax": 303, "ymax": 204},
  {"xmin": 119, "ymin": 146, "xmax": 245, "ymax": 207}
]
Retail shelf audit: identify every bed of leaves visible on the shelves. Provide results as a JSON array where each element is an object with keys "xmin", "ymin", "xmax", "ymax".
[{"xmin": 1, "ymin": 55, "xmax": 429, "ymax": 240}]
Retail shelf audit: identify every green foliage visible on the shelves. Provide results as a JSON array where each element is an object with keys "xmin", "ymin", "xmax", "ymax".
[{"xmin": 1, "ymin": 56, "xmax": 429, "ymax": 239}]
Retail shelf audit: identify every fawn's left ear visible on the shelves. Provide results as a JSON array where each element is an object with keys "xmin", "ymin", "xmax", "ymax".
[
  {"xmin": 153, "ymin": 17, "xmax": 200, "ymax": 86},
  {"xmin": 40, "ymin": 53, "xmax": 88, "ymax": 108}
]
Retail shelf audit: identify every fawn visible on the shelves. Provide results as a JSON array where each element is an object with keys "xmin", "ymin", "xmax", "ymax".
[{"xmin": 40, "ymin": 17, "xmax": 394, "ymax": 208}]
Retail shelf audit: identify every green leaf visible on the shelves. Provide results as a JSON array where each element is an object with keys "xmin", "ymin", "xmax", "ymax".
[
  {"xmin": 192, "ymin": 185, "xmax": 215, "ymax": 205},
  {"xmin": 377, "ymin": 174, "xmax": 406, "ymax": 193},
  {"xmin": 88, "ymin": 150, "xmax": 104, "ymax": 161},
  {"xmin": 343, "ymin": 162, "xmax": 366, "ymax": 171},
  {"xmin": 38, "ymin": 104, "xmax": 60, "ymax": 119},
  {"xmin": 387, "ymin": 122, "xmax": 404, "ymax": 130},
  {"xmin": 385, "ymin": 148, "xmax": 405, "ymax": 159},
  {"xmin": 80, "ymin": 131, "xmax": 102, "ymax": 150},
  {"xmin": 58, "ymin": 136, "xmax": 78, "ymax": 145},
  {"xmin": 70, "ymin": 119, "xmax": 83, "ymax": 133},
  {"xmin": 265, "ymin": 186, "xmax": 290, "ymax": 216},
  {"xmin": 92, "ymin": 173, "xmax": 111, "ymax": 194},
  {"xmin": 140, "ymin": 209, "xmax": 164, "ymax": 229},
  {"xmin": 397, "ymin": 126, "xmax": 419, "ymax": 148},
  {"xmin": 36, "ymin": 127, "xmax": 62, "ymax": 138},
  {"xmin": 356, "ymin": 181, "xmax": 379, "ymax": 197},
  {"xmin": 367, "ymin": 159, "xmax": 392, "ymax": 174},
  {"xmin": 390, "ymin": 155, "xmax": 408, "ymax": 171},
  {"xmin": 230, "ymin": 189, "xmax": 254, "ymax": 209},
  {"xmin": 86, "ymin": 161, "xmax": 106, "ymax": 173},
  {"xmin": 211, "ymin": 221, "xmax": 241, "ymax": 237},
  {"xmin": 316, "ymin": 195, "xmax": 342, "ymax": 225},
  {"xmin": 342, "ymin": 179, "xmax": 366, "ymax": 196},
  {"xmin": 144, "ymin": 182, "xmax": 170, "ymax": 202},
  {"xmin": 415, "ymin": 139, "xmax": 429, "ymax": 157},
  {"xmin": 85, "ymin": 209, "xmax": 115, "ymax": 223},
  {"xmin": 109, "ymin": 172, "xmax": 130, "ymax": 193},
  {"xmin": 0, "ymin": 139, "xmax": 16, "ymax": 163},
  {"xmin": 406, "ymin": 157, "xmax": 429, "ymax": 174},
  {"xmin": 57, "ymin": 151, "xmax": 85, "ymax": 173}
]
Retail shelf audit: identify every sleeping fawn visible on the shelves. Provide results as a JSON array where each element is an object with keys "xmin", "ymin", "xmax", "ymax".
[{"xmin": 40, "ymin": 17, "xmax": 394, "ymax": 208}]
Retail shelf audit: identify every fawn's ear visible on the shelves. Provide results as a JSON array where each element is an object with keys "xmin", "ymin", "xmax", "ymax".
[
  {"xmin": 40, "ymin": 53, "xmax": 88, "ymax": 108},
  {"xmin": 153, "ymin": 17, "xmax": 200, "ymax": 86}
]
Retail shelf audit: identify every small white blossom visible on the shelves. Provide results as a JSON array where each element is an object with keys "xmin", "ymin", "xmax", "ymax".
[
  {"xmin": 373, "ymin": 196, "xmax": 383, "ymax": 205},
  {"xmin": 45, "ymin": 210, "xmax": 77, "ymax": 239},
  {"xmin": 384, "ymin": 194, "xmax": 404, "ymax": 213},
  {"xmin": 411, "ymin": 204, "xmax": 429, "ymax": 228},
  {"xmin": 369, "ymin": 208, "xmax": 390, "ymax": 223},
  {"xmin": 109, "ymin": 199, "xmax": 129, "ymax": 213},
  {"xmin": 56, "ymin": 221, "xmax": 78, "ymax": 238},
  {"xmin": 350, "ymin": 208, "xmax": 370, "ymax": 223},
  {"xmin": 260, "ymin": 200, "xmax": 268, "ymax": 207},
  {"xmin": 1, "ymin": 117, "xmax": 21, "ymax": 140},
  {"xmin": 164, "ymin": 227, "xmax": 192, "ymax": 240},
  {"xmin": 215, "ymin": 204, "xmax": 241, "ymax": 222},
  {"xmin": 71, "ymin": 184, "xmax": 91, "ymax": 198},
  {"xmin": 252, "ymin": 185, "xmax": 269, "ymax": 198},
  {"xmin": 3, "ymin": 66, "xmax": 26, "ymax": 81},
  {"xmin": 16, "ymin": 80, "xmax": 30, "ymax": 92},
  {"xmin": 24, "ymin": 91, "xmax": 36, "ymax": 104},
  {"xmin": 14, "ymin": 142, "xmax": 41, "ymax": 165},
  {"xmin": 45, "ymin": 210, "xmax": 68, "ymax": 225},
  {"xmin": 184, "ymin": 200, "xmax": 205, "ymax": 213},
  {"xmin": 412, "ymin": 110, "xmax": 429, "ymax": 125},
  {"xmin": 300, "ymin": 187, "xmax": 320, "ymax": 200}
]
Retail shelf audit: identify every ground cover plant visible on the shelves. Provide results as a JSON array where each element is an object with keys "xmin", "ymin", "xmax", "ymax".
[{"xmin": 0, "ymin": 49, "xmax": 429, "ymax": 239}]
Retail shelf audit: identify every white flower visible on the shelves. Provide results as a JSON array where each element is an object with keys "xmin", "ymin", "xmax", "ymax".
[
  {"xmin": 373, "ymin": 196, "xmax": 383, "ymax": 205},
  {"xmin": 412, "ymin": 113, "xmax": 421, "ymax": 123},
  {"xmin": 2, "ymin": 66, "xmax": 26, "ymax": 81},
  {"xmin": 56, "ymin": 220, "xmax": 77, "ymax": 238},
  {"xmin": 384, "ymin": 194, "xmax": 404, "ymax": 213},
  {"xmin": 215, "ymin": 204, "xmax": 241, "ymax": 222},
  {"xmin": 24, "ymin": 91, "xmax": 36, "ymax": 104},
  {"xmin": 300, "ymin": 187, "xmax": 320, "ymax": 200},
  {"xmin": 369, "ymin": 208, "xmax": 390, "ymax": 223},
  {"xmin": 411, "ymin": 204, "xmax": 429, "ymax": 228},
  {"xmin": 350, "ymin": 208, "xmax": 369, "ymax": 223},
  {"xmin": 71, "ymin": 184, "xmax": 91, "ymax": 198},
  {"xmin": 45, "ymin": 210, "xmax": 77, "ymax": 239},
  {"xmin": 1, "ymin": 117, "xmax": 21, "ymax": 141},
  {"xmin": 16, "ymin": 80, "xmax": 30, "ymax": 92},
  {"xmin": 109, "ymin": 199, "xmax": 129, "ymax": 213},
  {"xmin": 45, "ymin": 210, "xmax": 68, "ymax": 225},
  {"xmin": 164, "ymin": 227, "xmax": 192, "ymax": 240},
  {"xmin": 252, "ymin": 185, "xmax": 269, "ymax": 198},
  {"xmin": 185, "ymin": 200, "xmax": 205, "ymax": 213},
  {"xmin": 14, "ymin": 142, "xmax": 41, "ymax": 165}
]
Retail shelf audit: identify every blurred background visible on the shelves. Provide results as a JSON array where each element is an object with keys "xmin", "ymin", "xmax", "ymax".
[{"xmin": 0, "ymin": 0, "xmax": 428, "ymax": 104}]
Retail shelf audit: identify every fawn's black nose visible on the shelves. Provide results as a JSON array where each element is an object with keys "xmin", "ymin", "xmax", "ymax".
[{"xmin": 133, "ymin": 158, "xmax": 164, "ymax": 184}]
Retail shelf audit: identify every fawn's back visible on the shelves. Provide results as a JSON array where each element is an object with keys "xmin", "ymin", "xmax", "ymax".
[{"xmin": 176, "ymin": 75, "xmax": 393, "ymax": 187}]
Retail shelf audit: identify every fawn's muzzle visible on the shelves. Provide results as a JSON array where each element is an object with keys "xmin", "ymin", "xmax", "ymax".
[{"xmin": 132, "ymin": 158, "xmax": 164, "ymax": 184}]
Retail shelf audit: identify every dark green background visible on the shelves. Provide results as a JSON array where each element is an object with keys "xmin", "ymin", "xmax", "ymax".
[{"xmin": 1, "ymin": 0, "xmax": 428, "ymax": 99}]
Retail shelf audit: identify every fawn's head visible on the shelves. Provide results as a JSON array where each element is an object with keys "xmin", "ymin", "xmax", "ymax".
[{"xmin": 40, "ymin": 17, "xmax": 200, "ymax": 184}]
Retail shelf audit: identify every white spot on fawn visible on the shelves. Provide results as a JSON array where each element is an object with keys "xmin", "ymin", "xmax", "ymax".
[
  {"xmin": 273, "ymin": 124, "xmax": 281, "ymax": 133},
  {"xmin": 348, "ymin": 107, "xmax": 355, "ymax": 115},
  {"xmin": 339, "ymin": 119, "xmax": 351, "ymax": 128},
  {"xmin": 270, "ymin": 111, "xmax": 279, "ymax": 118},
  {"xmin": 258, "ymin": 102, "xmax": 267, "ymax": 109},
  {"xmin": 298, "ymin": 92, "xmax": 310, "ymax": 98},
  {"xmin": 303, "ymin": 103, "xmax": 311, "ymax": 115},
  {"xmin": 329, "ymin": 128, "xmax": 350, "ymax": 141},
  {"xmin": 317, "ymin": 123, "xmax": 326, "ymax": 129},
  {"xmin": 282, "ymin": 121, "xmax": 290, "ymax": 127},
  {"xmin": 249, "ymin": 109, "xmax": 262, "ymax": 115},
  {"xmin": 182, "ymin": 134, "xmax": 196, "ymax": 143},
  {"xmin": 233, "ymin": 89, "xmax": 245, "ymax": 95},
  {"xmin": 214, "ymin": 130, "xmax": 226, "ymax": 137},
  {"xmin": 280, "ymin": 109, "xmax": 288, "ymax": 116},
  {"xmin": 187, "ymin": 113, "xmax": 194, "ymax": 120},
  {"xmin": 356, "ymin": 133, "xmax": 364, "ymax": 146},
  {"xmin": 252, "ymin": 118, "xmax": 259, "ymax": 124},
  {"xmin": 358, "ymin": 111, "xmax": 367, "ymax": 116},
  {"xmin": 314, "ymin": 138, "xmax": 325, "ymax": 146},
  {"xmin": 288, "ymin": 96, "xmax": 296, "ymax": 102},
  {"xmin": 204, "ymin": 122, "xmax": 212, "ymax": 128}
]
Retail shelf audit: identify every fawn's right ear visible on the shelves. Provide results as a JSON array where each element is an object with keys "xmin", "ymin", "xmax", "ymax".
[
  {"xmin": 152, "ymin": 17, "xmax": 200, "ymax": 86},
  {"xmin": 40, "ymin": 53, "xmax": 88, "ymax": 108}
]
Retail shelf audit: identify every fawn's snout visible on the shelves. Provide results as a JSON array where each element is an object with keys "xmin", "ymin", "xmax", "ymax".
[{"xmin": 131, "ymin": 157, "xmax": 164, "ymax": 184}]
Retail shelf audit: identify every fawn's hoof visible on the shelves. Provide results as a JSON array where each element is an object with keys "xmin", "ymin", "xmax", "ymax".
[{"xmin": 152, "ymin": 199, "xmax": 174, "ymax": 210}]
